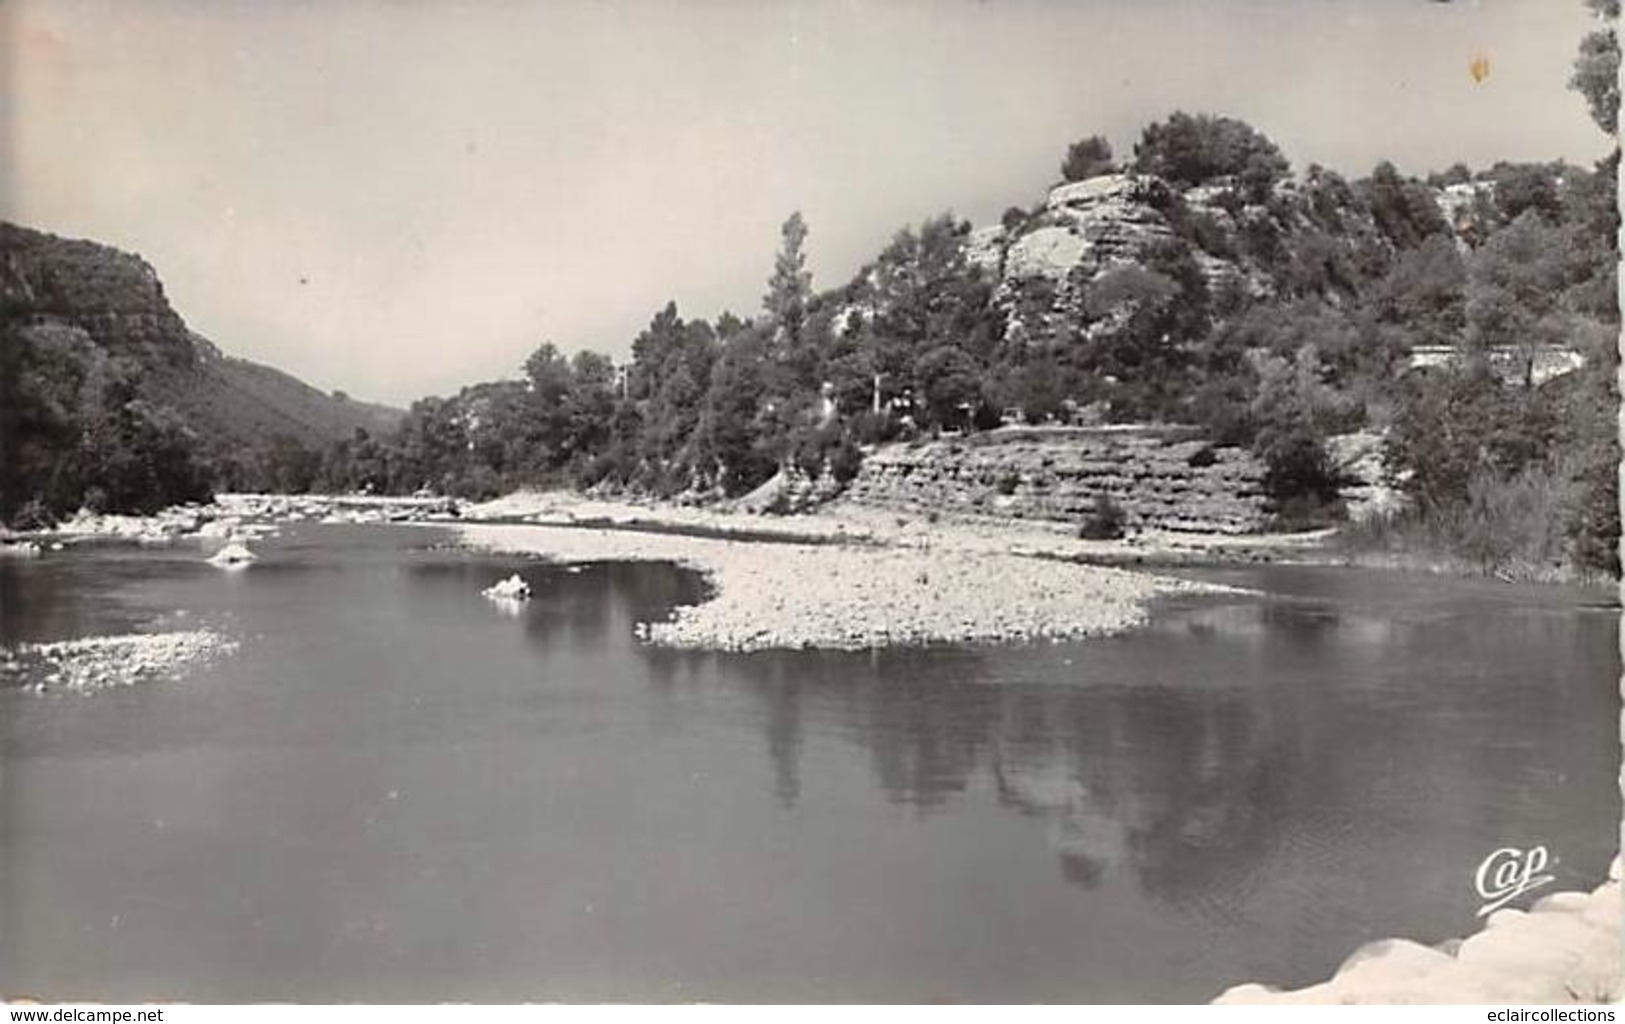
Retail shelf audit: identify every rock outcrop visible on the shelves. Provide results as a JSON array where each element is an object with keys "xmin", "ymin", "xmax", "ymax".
[
  {"xmin": 843, "ymin": 426, "xmax": 1268, "ymax": 534},
  {"xmin": 1002, "ymin": 175, "xmax": 1179, "ymax": 283},
  {"xmin": 1, "ymin": 222, "xmax": 193, "ymax": 368},
  {"xmin": 959, "ymin": 166, "xmax": 1410, "ymax": 365},
  {"xmin": 1327, "ymin": 430, "xmax": 1408, "ymax": 524},
  {"xmin": 972, "ymin": 170, "xmax": 1389, "ymax": 303},
  {"xmin": 482, "ymin": 573, "xmax": 532, "ymax": 601}
]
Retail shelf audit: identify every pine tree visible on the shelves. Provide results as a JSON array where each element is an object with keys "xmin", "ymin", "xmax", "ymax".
[{"xmin": 762, "ymin": 212, "xmax": 812, "ymax": 353}]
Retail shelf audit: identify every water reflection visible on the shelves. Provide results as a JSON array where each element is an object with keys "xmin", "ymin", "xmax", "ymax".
[
  {"xmin": 2, "ymin": 532, "xmax": 1618, "ymax": 1001},
  {"xmin": 378, "ymin": 552, "xmax": 1620, "ymax": 919},
  {"xmin": 698, "ymin": 582, "xmax": 1618, "ymax": 924},
  {"xmin": 715, "ymin": 653, "xmax": 1306, "ymax": 901}
]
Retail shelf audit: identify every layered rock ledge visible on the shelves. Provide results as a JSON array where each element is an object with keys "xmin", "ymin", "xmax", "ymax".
[{"xmin": 842, "ymin": 426, "xmax": 1268, "ymax": 534}]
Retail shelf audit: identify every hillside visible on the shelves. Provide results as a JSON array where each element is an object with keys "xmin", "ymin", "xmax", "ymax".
[
  {"xmin": 170, "ymin": 334, "xmax": 401, "ymax": 452},
  {"xmin": 348, "ymin": 112, "xmax": 1615, "ymax": 577},
  {"xmin": 0, "ymin": 222, "xmax": 401, "ymax": 523}
]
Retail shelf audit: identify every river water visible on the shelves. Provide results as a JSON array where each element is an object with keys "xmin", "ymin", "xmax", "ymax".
[{"xmin": 0, "ymin": 525, "xmax": 1617, "ymax": 1002}]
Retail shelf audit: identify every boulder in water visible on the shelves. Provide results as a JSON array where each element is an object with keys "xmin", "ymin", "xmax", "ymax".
[
  {"xmin": 482, "ymin": 573, "xmax": 531, "ymax": 600},
  {"xmin": 208, "ymin": 539, "xmax": 257, "ymax": 568}
]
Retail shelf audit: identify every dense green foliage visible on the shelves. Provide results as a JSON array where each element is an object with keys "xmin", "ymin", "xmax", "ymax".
[
  {"xmin": 0, "ymin": 318, "xmax": 213, "ymax": 526},
  {"xmin": 0, "ymin": 311, "xmax": 399, "ymax": 526}
]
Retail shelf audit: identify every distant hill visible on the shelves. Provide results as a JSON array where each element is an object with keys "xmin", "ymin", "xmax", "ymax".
[
  {"xmin": 170, "ymin": 334, "xmax": 402, "ymax": 452},
  {"xmin": 0, "ymin": 221, "xmax": 402, "ymax": 522}
]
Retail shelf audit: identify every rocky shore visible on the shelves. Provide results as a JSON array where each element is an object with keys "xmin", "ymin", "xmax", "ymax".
[
  {"xmin": 3, "ymin": 492, "xmax": 463, "ymax": 547},
  {"xmin": 460, "ymin": 522, "xmax": 1237, "ymax": 651},
  {"xmin": 1215, "ymin": 856, "xmax": 1624, "ymax": 1004}
]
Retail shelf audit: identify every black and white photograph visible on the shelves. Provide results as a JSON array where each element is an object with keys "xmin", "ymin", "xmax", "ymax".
[{"xmin": 1, "ymin": 0, "xmax": 1621, "ymax": 1006}]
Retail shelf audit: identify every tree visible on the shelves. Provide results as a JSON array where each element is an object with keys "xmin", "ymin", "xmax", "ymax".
[
  {"xmin": 1060, "ymin": 135, "xmax": 1115, "ymax": 182},
  {"xmin": 0, "ymin": 325, "xmax": 70, "ymax": 523},
  {"xmin": 1371, "ymin": 235, "xmax": 1467, "ymax": 350},
  {"xmin": 1464, "ymin": 211, "xmax": 1574, "ymax": 384},
  {"xmin": 913, "ymin": 345, "xmax": 982, "ymax": 430},
  {"xmin": 1571, "ymin": 0, "xmax": 1620, "ymax": 134},
  {"xmin": 1485, "ymin": 162, "xmax": 1564, "ymax": 224},
  {"xmin": 1078, "ymin": 240, "xmax": 1210, "ymax": 420},
  {"xmin": 1249, "ymin": 346, "xmax": 1351, "ymax": 518},
  {"xmin": 1559, "ymin": 0, "xmax": 1621, "ymax": 574},
  {"xmin": 1386, "ymin": 360, "xmax": 1556, "ymax": 515},
  {"xmin": 624, "ymin": 301, "xmax": 718, "ymax": 480},
  {"xmin": 1361, "ymin": 161, "xmax": 1449, "ymax": 249},
  {"xmin": 695, "ymin": 327, "xmax": 777, "ymax": 495},
  {"xmin": 517, "ymin": 341, "xmax": 575, "ymax": 470},
  {"xmin": 562, "ymin": 350, "xmax": 617, "ymax": 466},
  {"xmin": 1008, "ymin": 358, "xmax": 1066, "ymax": 424},
  {"xmin": 762, "ymin": 212, "xmax": 813, "ymax": 353},
  {"xmin": 348, "ymin": 428, "xmax": 390, "ymax": 493},
  {"xmin": 262, "ymin": 434, "xmax": 320, "ymax": 494},
  {"xmin": 1132, "ymin": 112, "xmax": 1290, "ymax": 197},
  {"xmin": 851, "ymin": 213, "xmax": 1001, "ymax": 417}
]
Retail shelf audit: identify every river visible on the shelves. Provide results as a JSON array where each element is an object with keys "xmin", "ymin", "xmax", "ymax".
[{"xmin": 0, "ymin": 525, "xmax": 1617, "ymax": 1002}]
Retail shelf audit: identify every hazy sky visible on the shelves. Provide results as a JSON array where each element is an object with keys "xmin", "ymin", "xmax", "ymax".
[{"xmin": 3, "ymin": 0, "xmax": 1609, "ymax": 405}]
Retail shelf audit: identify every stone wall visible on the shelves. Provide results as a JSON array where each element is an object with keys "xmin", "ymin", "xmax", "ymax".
[{"xmin": 844, "ymin": 426, "xmax": 1268, "ymax": 534}]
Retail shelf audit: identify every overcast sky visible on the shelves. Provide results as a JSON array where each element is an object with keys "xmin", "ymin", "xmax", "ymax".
[{"xmin": 3, "ymin": 0, "xmax": 1609, "ymax": 405}]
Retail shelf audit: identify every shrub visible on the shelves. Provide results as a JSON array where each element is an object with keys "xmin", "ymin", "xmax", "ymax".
[
  {"xmin": 790, "ymin": 427, "xmax": 826, "ymax": 479},
  {"xmin": 1187, "ymin": 446, "xmax": 1218, "ymax": 468},
  {"xmin": 1261, "ymin": 432, "xmax": 1343, "ymax": 514},
  {"xmin": 1187, "ymin": 210, "xmax": 1237, "ymax": 258},
  {"xmin": 1451, "ymin": 465, "xmax": 1564, "ymax": 575},
  {"xmin": 970, "ymin": 401, "xmax": 1005, "ymax": 432},
  {"xmin": 829, "ymin": 437, "xmax": 864, "ymax": 484},
  {"xmin": 1079, "ymin": 493, "xmax": 1127, "ymax": 539},
  {"xmin": 1061, "ymin": 135, "xmax": 1116, "ymax": 182},
  {"xmin": 11, "ymin": 499, "xmax": 55, "ymax": 531},
  {"xmin": 1337, "ymin": 466, "xmax": 1569, "ymax": 580}
]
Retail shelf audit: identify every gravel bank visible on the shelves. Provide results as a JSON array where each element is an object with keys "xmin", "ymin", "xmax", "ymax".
[
  {"xmin": 462, "ymin": 489, "xmax": 1334, "ymax": 566},
  {"xmin": 3, "ymin": 630, "xmax": 239, "ymax": 694},
  {"xmin": 460, "ymin": 522, "xmax": 1234, "ymax": 651}
]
